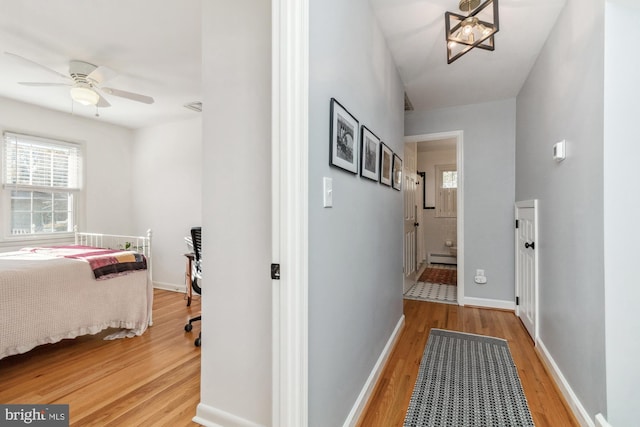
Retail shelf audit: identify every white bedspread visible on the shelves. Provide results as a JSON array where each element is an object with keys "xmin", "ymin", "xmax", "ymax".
[{"xmin": 0, "ymin": 250, "xmax": 152, "ymax": 360}]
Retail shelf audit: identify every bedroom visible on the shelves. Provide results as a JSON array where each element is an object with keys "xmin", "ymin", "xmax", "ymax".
[{"xmin": 0, "ymin": 1, "xmax": 203, "ymax": 423}]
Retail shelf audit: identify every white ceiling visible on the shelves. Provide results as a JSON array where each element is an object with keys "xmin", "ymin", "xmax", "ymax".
[
  {"xmin": 0, "ymin": 1, "xmax": 565, "ymax": 130},
  {"xmin": 0, "ymin": 1, "xmax": 202, "ymax": 129},
  {"xmin": 371, "ymin": 0, "xmax": 566, "ymax": 111}
]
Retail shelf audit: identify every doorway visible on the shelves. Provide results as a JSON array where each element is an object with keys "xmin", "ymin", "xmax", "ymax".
[{"xmin": 404, "ymin": 131, "xmax": 464, "ymax": 305}]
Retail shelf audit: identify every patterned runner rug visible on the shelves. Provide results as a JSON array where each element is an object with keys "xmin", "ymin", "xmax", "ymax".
[
  {"xmin": 404, "ymin": 329, "xmax": 534, "ymax": 427},
  {"xmin": 418, "ymin": 267, "xmax": 457, "ymax": 286}
]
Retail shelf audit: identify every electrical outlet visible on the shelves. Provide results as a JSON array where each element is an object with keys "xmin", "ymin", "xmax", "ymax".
[{"xmin": 474, "ymin": 275, "xmax": 487, "ymax": 284}]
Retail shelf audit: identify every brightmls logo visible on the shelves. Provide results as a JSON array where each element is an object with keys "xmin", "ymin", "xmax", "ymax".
[{"xmin": 1, "ymin": 405, "xmax": 68, "ymax": 426}]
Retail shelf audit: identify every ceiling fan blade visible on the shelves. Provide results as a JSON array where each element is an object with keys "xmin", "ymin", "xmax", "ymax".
[
  {"xmin": 18, "ymin": 82, "xmax": 71, "ymax": 87},
  {"xmin": 96, "ymin": 92, "xmax": 111, "ymax": 108},
  {"xmin": 4, "ymin": 52, "xmax": 71, "ymax": 81},
  {"xmin": 100, "ymin": 87, "xmax": 154, "ymax": 104},
  {"xmin": 87, "ymin": 66, "xmax": 118, "ymax": 85}
]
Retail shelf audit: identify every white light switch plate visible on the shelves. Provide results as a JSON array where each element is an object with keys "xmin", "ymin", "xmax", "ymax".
[{"xmin": 323, "ymin": 177, "xmax": 333, "ymax": 208}]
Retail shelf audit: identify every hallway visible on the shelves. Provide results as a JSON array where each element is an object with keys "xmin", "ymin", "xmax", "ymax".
[{"xmin": 357, "ymin": 299, "xmax": 579, "ymax": 427}]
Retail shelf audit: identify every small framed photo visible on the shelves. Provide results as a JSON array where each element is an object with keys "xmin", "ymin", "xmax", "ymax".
[
  {"xmin": 360, "ymin": 126, "xmax": 380, "ymax": 181},
  {"xmin": 330, "ymin": 98, "xmax": 359, "ymax": 174},
  {"xmin": 392, "ymin": 153, "xmax": 402, "ymax": 191},
  {"xmin": 380, "ymin": 143, "xmax": 393, "ymax": 186}
]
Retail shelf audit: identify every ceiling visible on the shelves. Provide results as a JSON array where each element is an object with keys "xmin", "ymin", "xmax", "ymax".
[
  {"xmin": 0, "ymin": 1, "xmax": 565, "ymax": 130},
  {"xmin": 0, "ymin": 1, "xmax": 202, "ymax": 130},
  {"xmin": 371, "ymin": 0, "xmax": 566, "ymax": 111}
]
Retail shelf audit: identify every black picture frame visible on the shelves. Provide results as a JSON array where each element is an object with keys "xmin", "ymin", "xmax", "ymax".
[
  {"xmin": 329, "ymin": 98, "xmax": 359, "ymax": 174},
  {"xmin": 360, "ymin": 126, "xmax": 380, "ymax": 181},
  {"xmin": 392, "ymin": 153, "xmax": 402, "ymax": 191},
  {"xmin": 380, "ymin": 142, "xmax": 393, "ymax": 186}
]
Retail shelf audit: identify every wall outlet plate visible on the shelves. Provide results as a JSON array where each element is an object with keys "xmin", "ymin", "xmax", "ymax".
[{"xmin": 474, "ymin": 275, "xmax": 487, "ymax": 284}]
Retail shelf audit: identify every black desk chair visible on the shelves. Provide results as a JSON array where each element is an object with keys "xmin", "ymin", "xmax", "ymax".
[{"xmin": 184, "ymin": 226, "xmax": 202, "ymax": 347}]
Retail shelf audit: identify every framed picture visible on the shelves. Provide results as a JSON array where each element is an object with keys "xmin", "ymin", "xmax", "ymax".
[
  {"xmin": 329, "ymin": 98, "xmax": 359, "ymax": 174},
  {"xmin": 360, "ymin": 126, "xmax": 380, "ymax": 181},
  {"xmin": 392, "ymin": 153, "xmax": 402, "ymax": 191},
  {"xmin": 380, "ymin": 142, "xmax": 392, "ymax": 186}
]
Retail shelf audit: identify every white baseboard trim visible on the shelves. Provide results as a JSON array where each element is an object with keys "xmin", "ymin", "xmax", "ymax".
[
  {"xmin": 595, "ymin": 413, "xmax": 611, "ymax": 427},
  {"xmin": 153, "ymin": 281, "xmax": 186, "ymax": 293},
  {"xmin": 342, "ymin": 315, "xmax": 406, "ymax": 427},
  {"xmin": 536, "ymin": 338, "xmax": 594, "ymax": 427},
  {"xmin": 462, "ymin": 296, "xmax": 515, "ymax": 311},
  {"xmin": 193, "ymin": 403, "xmax": 266, "ymax": 427}
]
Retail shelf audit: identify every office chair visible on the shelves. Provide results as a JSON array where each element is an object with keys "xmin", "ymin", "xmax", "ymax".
[{"xmin": 184, "ymin": 226, "xmax": 202, "ymax": 347}]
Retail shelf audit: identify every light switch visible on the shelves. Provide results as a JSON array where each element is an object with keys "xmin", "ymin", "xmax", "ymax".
[{"xmin": 323, "ymin": 177, "xmax": 333, "ymax": 208}]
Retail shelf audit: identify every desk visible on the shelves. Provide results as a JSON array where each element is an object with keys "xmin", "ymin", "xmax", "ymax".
[{"xmin": 184, "ymin": 252, "xmax": 195, "ymax": 306}]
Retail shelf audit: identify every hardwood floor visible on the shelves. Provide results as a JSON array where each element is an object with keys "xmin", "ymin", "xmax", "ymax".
[
  {"xmin": 357, "ymin": 299, "xmax": 580, "ymax": 427},
  {"xmin": 0, "ymin": 289, "xmax": 201, "ymax": 427},
  {"xmin": 1, "ymin": 291, "xmax": 578, "ymax": 427}
]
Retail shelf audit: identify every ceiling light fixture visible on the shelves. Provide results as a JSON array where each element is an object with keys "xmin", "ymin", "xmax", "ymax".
[
  {"xmin": 445, "ymin": 0, "xmax": 499, "ymax": 64},
  {"xmin": 70, "ymin": 84, "xmax": 100, "ymax": 106}
]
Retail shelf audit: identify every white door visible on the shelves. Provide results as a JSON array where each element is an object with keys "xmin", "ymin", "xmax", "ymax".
[
  {"xmin": 403, "ymin": 142, "xmax": 418, "ymax": 292},
  {"xmin": 515, "ymin": 200, "xmax": 538, "ymax": 341}
]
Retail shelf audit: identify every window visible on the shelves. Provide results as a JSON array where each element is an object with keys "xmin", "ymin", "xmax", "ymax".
[
  {"xmin": 435, "ymin": 164, "xmax": 457, "ymax": 218},
  {"xmin": 2, "ymin": 132, "xmax": 82, "ymax": 237}
]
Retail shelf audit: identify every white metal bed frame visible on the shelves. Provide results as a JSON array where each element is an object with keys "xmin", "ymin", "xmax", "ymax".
[{"xmin": 74, "ymin": 228, "xmax": 153, "ymax": 284}]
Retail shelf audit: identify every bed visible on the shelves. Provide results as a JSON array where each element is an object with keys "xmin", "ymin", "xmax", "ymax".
[{"xmin": 0, "ymin": 230, "xmax": 153, "ymax": 360}]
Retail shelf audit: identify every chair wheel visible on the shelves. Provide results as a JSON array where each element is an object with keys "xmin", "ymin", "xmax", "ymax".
[
  {"xmin": 194, "ymin": 337, "xmax": 201, "ymax": 347},
  {"xmin": 185, "ymin": 323, "xmax": 193, "ymax": 332}
]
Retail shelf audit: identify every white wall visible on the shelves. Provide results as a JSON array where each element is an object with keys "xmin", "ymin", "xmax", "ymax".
[
  {"xmin": 0, "ymin": 96, "xmax": 135, "ymax": 249},
  {"xmin": 406, "ymin": 99, "xmax": 516, "ymax": 303},
  {"xmin": 197, "ymin": 0, "xmax": 272, "ymax": 425},
  {"xmin": 417, "ymin": 149, "xmax": 457, "ymax": 260},
  {"xmin": 603, "ymin": 1, "xmax": 640, "ymax": 425},
  {"xmin": 132, "ymin": 116, "xmax": 202, "ymax": 290},
  {"xmin": 308, "ymin": 0, "xmax": 405, "ymax": 425},
  {"xmin": 515, "ymin": 0, "xmax": 607, "ymax": 420}
]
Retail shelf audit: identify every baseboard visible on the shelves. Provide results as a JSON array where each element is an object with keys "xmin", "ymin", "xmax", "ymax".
[
  {"xmin": 462, "ymin": 296, "xmax": 515, "ymax": 311},
  {"xmin": 153, "ymin": 281, "xmax": 186, "ymax": 293},
  {"xmin": 595, "ymin": 413, "xmax": 611, "ymax": 427},
  {"xmin": 536, "ymin": 338, "xmax": 594, "ymax": 427},
  {"xmin": 342, "ymin": 314, "xmax": 406, "ymax": 427},
  {"xmin": 193, "ymin": 403, "xmax": 266, "ymax": 427}
]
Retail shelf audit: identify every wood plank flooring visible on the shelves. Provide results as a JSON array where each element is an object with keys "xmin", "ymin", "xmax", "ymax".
[
  {"xmin": 1, "ymin": 291, "xmax": 579, "ymax": 426},
  {"xmin": 357, "ymin": 299, "xmax": 580, "ymax": 427},
  {"xmin": 0, "ymin": 289, "xmax": 201, "ymax": 427}
]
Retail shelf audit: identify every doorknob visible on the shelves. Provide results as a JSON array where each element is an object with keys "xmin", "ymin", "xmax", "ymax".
[
  {"xmin": 525, "ymin": 242, "xmax": 535, "ymax": 250},
  {"xmin": 414, "ymin": 222, "xmax": 419, "ymax": 227}
]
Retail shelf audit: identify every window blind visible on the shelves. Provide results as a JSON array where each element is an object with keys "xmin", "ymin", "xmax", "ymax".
[{"xmin": 3, "ymin": 132, "xmax": 81, "ymax": 191}]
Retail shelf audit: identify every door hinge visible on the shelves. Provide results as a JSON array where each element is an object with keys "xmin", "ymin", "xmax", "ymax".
[
  {"xmin": 515, "ymin": 219, "xmax": 519, "ymax": 229},
  {"xmin": 516, "ymin": 296, "xmax": 520, "ymax": 306},
  {"xmin": 271, "ymin": 263, "xmax": 280, "ymax": 280}
]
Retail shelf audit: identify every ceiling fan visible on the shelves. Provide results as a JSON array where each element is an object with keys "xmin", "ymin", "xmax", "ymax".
[{"xmin": 4, "ymin": 51, "xmax": 154, "ymax": 108}]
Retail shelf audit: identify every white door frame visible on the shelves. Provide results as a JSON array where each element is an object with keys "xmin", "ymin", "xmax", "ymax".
[
  {"xmin": 405, "ymin": 131, "xmax": 464, "ymax": 305},
  {"xmin": 272, "ymin": 0, "xmax": 309, "ymax": 425}
]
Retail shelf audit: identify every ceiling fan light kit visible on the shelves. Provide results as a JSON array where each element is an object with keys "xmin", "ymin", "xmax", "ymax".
[
  {"xmin": 70, "ymin": 85, "xmax": 99, "ymax": 106},
  {"xmin": 445, "ymin": 0, "xmax": 499, "ymax": 64}
]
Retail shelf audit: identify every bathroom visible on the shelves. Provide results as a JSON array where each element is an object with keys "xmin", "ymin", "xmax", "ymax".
[{"xmin": 417, "ymin": 139, "xmax": 457, "ymax": 268}]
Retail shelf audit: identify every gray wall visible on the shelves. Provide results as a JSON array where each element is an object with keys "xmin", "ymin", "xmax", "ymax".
[
  {"xmin": 308, "ymin": 0, "xmax": 405, "ymax": 425},
  {"xmin": 405, "ymin": 99, "xmax": 516, "ymax": 302},
  {"xmin": 515, "ymin": 0, "xmax": 606, "ymax": 419},
  {"xmin": 604, "ymin": 1, "xmax": 640, "ymax": 425}
]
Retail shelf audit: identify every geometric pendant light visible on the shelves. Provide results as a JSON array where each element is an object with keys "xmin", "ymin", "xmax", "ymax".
[{"xmin": 445, "ymin": 0, "xmax": 500, "ymax": 64}]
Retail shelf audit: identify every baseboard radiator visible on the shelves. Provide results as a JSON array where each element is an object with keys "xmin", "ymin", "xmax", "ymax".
[{"xmin": 428, "ymin": 252, "xmax": 457, "ymax": 265}]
